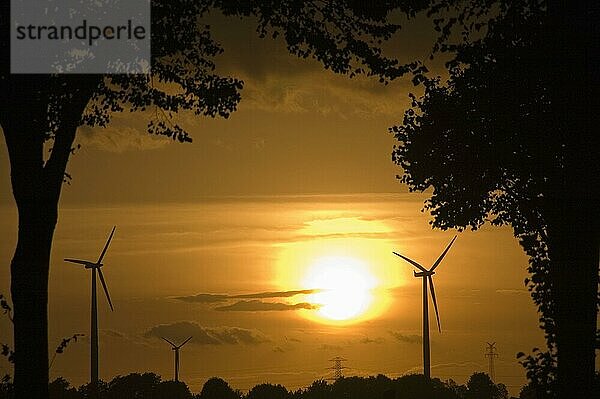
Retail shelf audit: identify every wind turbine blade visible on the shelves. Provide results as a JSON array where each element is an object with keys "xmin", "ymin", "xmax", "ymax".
[
  {"xmin": 161, "ymin": 337, "xmax": 177, "ymax": 347},
  {"xmin": 428, "ymin": 276, "xmax": 441, "ymax": 332},
  {"xmin": 97, "ymin": 268, "xmax": 114, "ymax": 311},
  {"xmin": 97, "ymin": 226, "xmax": 116, "ymax": 264},
  {"xmin": 392, "ymin": 252, "xmax": 427, "ymax": 273},
  {"xmin": 178, "ymin": 336, "xmax": 193, "ymax": 348},
  {"xmin": 430, "ymin": 235, "xmax": 457, "ymax": 271},
  {"xmin": 64, "ymin": 258, "xmax": 92, "ymax": 266}
]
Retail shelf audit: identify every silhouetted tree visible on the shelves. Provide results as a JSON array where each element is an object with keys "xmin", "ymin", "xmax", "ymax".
[
  {"xmin": 390, "ymin": 1, "xmax": 598, "ymax": 397},
  {"xmin": 77, "ymin": 380, "xmax": 108, "ymax": 399},
  {"xmin": 446, "ymin": 379, "xmax": 468, "ymax": 399},
  {"xmin": 246, "ymin": 383, "xmax": 290, "ymax": 399},
  {"xmin": 0, "ymin": 375, "xmax": 12, "ymax": 399},
  {"xmin": 104, "ymin": 372, "xmax": 160, "ymax": 399},
  {"xmin": 518, "ymin": 382, "xmax": 540, "ymax": 399},
  {"xmin": 12, "ymin": 374, "xmax": 531, "ymax": 399},
  {"xmin": 294, "ymin": 380, "xmax": 330, "ymax": 399},
  {"xmin": 393, "ymin": 374, "xmax": 458, "ymax": 399},
  {"xmin": 155, "ymin": 380, "xmax": 193, "ymax": 399},
  {"xmin": 465, "ymin": 373, "xmax": 507, "ymax": 399},
  {"xmin": 199, "ymin": 377, "xmax": 240, "ymax": 399},
  {"xmin": 49, "ymin": 377, "xmax": 80, "ymax": 399},
  {"xmin": 331, "ymin": 375, "xmax": 396, "ymax": 399},
  {"xmin": 0, "ymin": 2, "xmax": 426, "ymax": 398}
]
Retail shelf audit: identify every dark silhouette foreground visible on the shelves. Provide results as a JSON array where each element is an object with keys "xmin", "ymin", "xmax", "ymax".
[
  {"xmin": 390, "ymin": 1, "xmax": 599, "ymax": 397},
  {"xmin": 0, "ymin": 371, "xmax": 516, "ymax": 399}
]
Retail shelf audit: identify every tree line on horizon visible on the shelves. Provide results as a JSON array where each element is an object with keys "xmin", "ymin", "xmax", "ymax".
[{"xmin": 0, "ymin": 371, "xmax": 524, "ymax": 399}]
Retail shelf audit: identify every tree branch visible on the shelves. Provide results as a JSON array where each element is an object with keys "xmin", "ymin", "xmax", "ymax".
[{"xmin": 43, "ymin": 76, "xmax": 102, "ymax": 200}]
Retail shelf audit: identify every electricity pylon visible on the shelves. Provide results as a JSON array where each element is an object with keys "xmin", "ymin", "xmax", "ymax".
[
  {"xmin": 485, "ymin": 342, "xmax": 498, "ymax": 382},
  {"xmin": 328, "ymin": 357, "xmax": 348, "ymax": 380}
]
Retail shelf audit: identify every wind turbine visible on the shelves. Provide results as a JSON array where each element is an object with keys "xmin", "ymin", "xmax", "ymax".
[
  {"xmin": 64, "ymin": 226, "xmax": 116, "ymax": 398},
  {"xmin": 392, "ymin": 235, "xmax": 457, "ymax": 379},
  {"xmin": 161, "ymin": 336, "xmax": 193, "ymax": 382}
]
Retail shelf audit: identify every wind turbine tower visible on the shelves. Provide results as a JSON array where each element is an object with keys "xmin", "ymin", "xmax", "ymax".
[
  {"xmin": 64, "ymin": 226, "xmax": 116, "ymax": 399},
  {"xmin": 392, "ymin": 235, "xmax": 457, "ymax": 379},
  {"xmin": 485, "ymin": 342, "xmax": 498, "ymax": 382},
  {"xmin": 161, "ymin": 336, "xmax": 193, "ymax": 382}
]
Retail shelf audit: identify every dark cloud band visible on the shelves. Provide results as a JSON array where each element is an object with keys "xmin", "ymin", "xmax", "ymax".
[
  {"xmin": 173, "ymin": 289, "xmax": 318, "ymax": 304},
  {"xmin": 214, "ymin": 300, "xmax": 319, "ymax": 312},
  {"xmin": 144, "ymin": 321, "xmax": 269, "ymax": 345}
]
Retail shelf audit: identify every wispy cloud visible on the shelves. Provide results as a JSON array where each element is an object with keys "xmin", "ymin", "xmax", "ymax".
[
  {"xmin": 402, "ymin": 361, "xmax": 482, "ymax": 376},
  {"xmin": 77, "ymin": 113, "xmax": 170, "ymax": 152},
  {"xmin": 319, "ymin": 344, "xmax": 344, "ymax": 351},
  {"xmin": 232, "ymin": 289, "xmax": 318, "ymax": 299},
  {"xmin": 174, "ymin": 289, "xmax": 318, "ymax": 303},
  {"xmin": 173, "ymin": 293, "xmax": 230, "ymax": 303},
  {"xmin": 389, "ymin": 331, "xmax": 422, "ymax": 344},
  {"xmin": 496, "ymin": 289, "xmax": 529, "ymax": 296},
  {"xmin": 80, "ymin": 329, "xmax": 151, "ymax": 348},
  {"xmin": 214, "ymin": 300, "xmax": 318, "ymax": 312},
  {"xmin": 144, "ymin": 321, "xmax": 269, "ymax": 345},
  {"xmin": 358, "ymin": 337, "xmax": 385, "ymax": 345}
]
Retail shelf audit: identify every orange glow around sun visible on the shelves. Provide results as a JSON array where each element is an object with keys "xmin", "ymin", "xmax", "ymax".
[
  {"xmin": 274, "ymin": 216, "xmax": 401, "ymax": 325},
  {"xmin": 301, "ymin": 256, "xmax": 377, "ymax": 323},
  {"xmin": 276, "ymin": 246, "xmax": 394, "ymax": 325}
]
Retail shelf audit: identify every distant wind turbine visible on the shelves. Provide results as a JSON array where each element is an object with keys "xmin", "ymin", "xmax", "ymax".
[
  {"xmin": 64, "ymin": 226, "xmax": 116, "ymax": 398},
  {"xmin": 392, "ymin": 235, "xmax": 457, "ymax": 379},
  {"xmin": 161, "ymin": 336, "xmax": 193, "ymax": 382}
]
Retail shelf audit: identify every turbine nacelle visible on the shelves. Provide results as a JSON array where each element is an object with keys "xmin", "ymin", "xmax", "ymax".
[
  {"xmin": 64, "ymin": 226, "xmax": 116, "ymax": 312},
  {"xmin": 64, "ymin": 259, "xmax": 103, "ymax": 269},
  {"xmin": 414, "ymin": 270, "xmax": 435, "ymax": 277},
  {"xmin": 161, "ymin": 336, "xmax": 192, "ymax": 382},
  {"xmin": 392, "ymin": 234, "xmax": 458, "ymax": 335},
  {"xmin": 161, "ymin": 336, "xmax": 193, "ymax": 350}
]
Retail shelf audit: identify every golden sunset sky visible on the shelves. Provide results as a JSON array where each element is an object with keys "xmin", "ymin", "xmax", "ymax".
[{"xmin": 0, "ymin": 11, "xmax": 550, "ymax": 396}]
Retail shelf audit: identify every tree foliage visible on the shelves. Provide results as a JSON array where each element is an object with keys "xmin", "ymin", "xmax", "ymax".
[
  {"xmin": 391, "ymin": 0, "xmax": 598, "ymax": 397},
  {"xmin": 0, "ymin": 373, "xmax": 515, "ymax": 399},
  {"xmin": 391, "ymin": 0, "xmax": 556, "ymax": 345},
  {"xmin": 465, "ymin": 373, "xmax": 508, "ymax": 399},
  {"xmin": 246, "ymin": 383, "xmax": 290, "ymax": 399},
  {"xmin": 199, "ymin": 377, "xmax": 240, "ymax": 399}
]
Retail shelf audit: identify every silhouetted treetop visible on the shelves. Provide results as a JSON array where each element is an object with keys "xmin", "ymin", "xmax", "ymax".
[
  {"xmin": 199, "ymin": 377, "xmax": 240, "ymax": 399},
  {"xmin": 392, "ymin": 1, "xmax": 551, "ymax": 232},
  {"xmin": 466, "ymin": 373, "xmax": 508, "ymax": 399},
  {"xmin": 391, "ymin": 1, "xmax": 598, "ymax": 397},
  {"xmin": 246, "ymin": 383, "xmax": 290, "ymax": 399}
]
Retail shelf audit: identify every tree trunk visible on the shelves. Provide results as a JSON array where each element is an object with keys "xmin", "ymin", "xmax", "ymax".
[
  {"xmin": 546, "ymin": 1, "xmax": 599, "ymax": 396},
  {"xmin": 11, "ymin": 202, "xmax": 57, "ymax": 399},
  {"xmin": 547, "ymin": 199, "xmax": 598, "ymax": 398},
  {"xmin": 2, "ymin": 109, "xmax": 58, "ymax": 398},
  {"xmin": 2, "ymin": 86, "xmax": 81, "ymax": 398}
]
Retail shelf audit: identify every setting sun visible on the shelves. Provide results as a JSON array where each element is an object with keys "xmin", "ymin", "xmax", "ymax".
[{"xmin": 301, "ymin": 256, "xmax": 378, "ymax": 323}]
